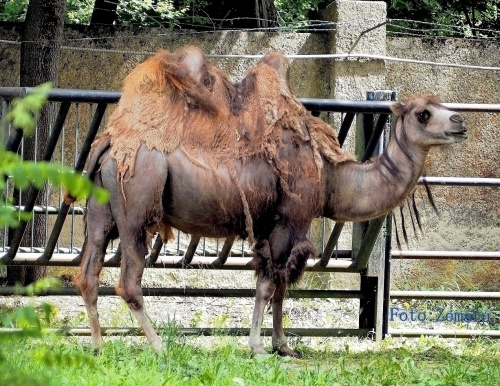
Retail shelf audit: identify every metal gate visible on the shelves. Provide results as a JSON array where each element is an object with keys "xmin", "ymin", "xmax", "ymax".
[{"xmin": 1, "ymin": 87, "xmax": 499, "ymax": 340}]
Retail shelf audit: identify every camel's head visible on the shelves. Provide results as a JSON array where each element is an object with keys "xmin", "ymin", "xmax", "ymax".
[{"xmin": 390, "ymin": 96, "xmax": 468, "ymax": 149}]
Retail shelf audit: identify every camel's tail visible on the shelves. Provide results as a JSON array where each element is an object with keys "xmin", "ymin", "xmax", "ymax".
[{"xmin": 63, "ymin": 134, "xmax": 111, "ymax": 205}]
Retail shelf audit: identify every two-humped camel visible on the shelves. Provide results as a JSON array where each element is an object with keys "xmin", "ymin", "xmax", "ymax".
[{"xmin": 73, "ymin": 46, "xmax": 467, "ymax": 357}]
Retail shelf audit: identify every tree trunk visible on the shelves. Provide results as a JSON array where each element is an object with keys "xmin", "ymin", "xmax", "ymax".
[
  {"xmin": 7, "ymin": 0, "xmax": 66, "ymax": 286},
  {"xmin": 177, "ymin": 0, "xmax": 278, "ymax": 29},
  {"xmin": 90, "ymin": 0, "xmax": 119, "ymax": 25},
  {"xmin": 255, "ymin": 0, "xmax": 278, "ymax": 28}
]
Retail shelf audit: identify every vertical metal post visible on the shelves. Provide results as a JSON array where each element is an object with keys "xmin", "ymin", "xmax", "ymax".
[
  {"xmin": 382, "ymin": 213, "xmax": 393, "ymax": 337},
  {"xmin": 1, "ymin": 99, "xmax": 10, "ymax": 145},
  {"xmin": 359, "ymin": 275, "xmax": 378, "ymax": 335},
  {"xmin": 44, "ymin": 102, "xmax": 108, "ymax": 260},
  {"xmin": 354, "ymin": 90, "xmax": 396, "ymax": 340},
  {"xmin": 7, "ymin": 102, "xmax": 71, "ymax": 261}
]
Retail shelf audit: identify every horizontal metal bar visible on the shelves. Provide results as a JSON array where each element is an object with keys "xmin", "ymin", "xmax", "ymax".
[
  {"xmin": 2, "ymin": 88, "xmax": 499, "ymax": 113},
  {"xmin": 300, "ymin": 98, "xmax": 392, "ymax": 113},
  {"xmin": 0, "ymin": 327, "xmax": 371, "ymax": 338},
  {"xmin": 442, "ymin": 103, "xmax": 500, "ymax": 113},
  {"xmin": 299, "ymin": 100, "xmax": 500, "ymax": 114},
  {"xmin": 0, "ymin": 87, "xmax": 121, "ymax": 104},
  {"xmin": 0, "ymin": 251, "xmax": 358, "ymax": 272},
  {"xmin": 418, "ymin": 176, "xmax": 500, "ymax": 187},
  {"xmin": 0, "ymin": 286, "xmax": 364, "ymax": 299},
  {"xmin": 389, "ymin": 329, "xmax": 500, "ymax": 338},
  {"xmin": 391, "ymin": 290, "xmax": 500, "ymax": 301},
  {"xmin": 14, "ymin": 206, "xmax": 85, "ymax": 215},
  {"xmin": 391, "ymin": 250, "xmax": 500, "ymax": 260}
]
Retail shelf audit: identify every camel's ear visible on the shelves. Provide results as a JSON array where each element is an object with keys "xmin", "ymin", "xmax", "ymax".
[{"xmin": 390, "ymin": 102, "xmax": 406, "ymax": 117}]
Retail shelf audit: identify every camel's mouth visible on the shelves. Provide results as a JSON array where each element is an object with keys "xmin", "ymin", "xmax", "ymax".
[{"xmin": 446, "ymin": 129, "xmax": 468, "ymax": 141}]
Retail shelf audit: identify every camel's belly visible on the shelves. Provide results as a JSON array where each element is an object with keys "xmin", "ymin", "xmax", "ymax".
[{"xmin": 162, "ymin": 150, "xmax": 278, "ymax": 237}]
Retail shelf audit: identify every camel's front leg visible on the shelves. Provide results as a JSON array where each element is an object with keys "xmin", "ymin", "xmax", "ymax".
[
  {"xmin": 248, "ymin": 273, "xmax": 276, "ymax": 355},
  {"xmin": 271, "ymin": 280, "xmax": 302, "ymax": 358},
  {"xmin": 270, "ymin": 237, "xmax": 315, "ymax": 358}
]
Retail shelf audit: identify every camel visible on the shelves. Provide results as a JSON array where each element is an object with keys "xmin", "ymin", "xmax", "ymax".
[{"xmin": 73, "ymin": 46, "xmax": 467, "ymax": 357}]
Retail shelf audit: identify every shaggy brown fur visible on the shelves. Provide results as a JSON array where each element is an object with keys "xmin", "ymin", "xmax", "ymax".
[
  {"xmin": 86, "ymin": 46, "xmax": 353, "ymax": 242},
  {"xmin": 94, "ymin": 47, "xmax": 351, "ymax": 179}
]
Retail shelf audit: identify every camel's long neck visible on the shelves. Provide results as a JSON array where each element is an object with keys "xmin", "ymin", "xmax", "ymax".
[{"xmin": 323, "ymin": 120, "xmax": 429, "ymax": 222}]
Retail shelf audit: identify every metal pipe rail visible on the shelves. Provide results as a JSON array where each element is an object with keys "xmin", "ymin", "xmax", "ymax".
[
  {"xmin": 14, "ymin": 205, "xmax": 86, "ymax": 215},
  {"xmin": 391, "ymin": 290, "xmax": 500, "ymax": 301},
  {"xmin": 0, "ymin": 251, "xmax": 357, "ymax": 272},
  {"xmin": 0, "ymin": 327, "xmax": 371, "ymax": 338},
  {"xmin": 0, "ymin": 286, "xmax": 364, "ymax": 299},
  {"xmin": 392, "ymin": 251, "xmax": 500, "ymax": 260},
  {"xmin": 386, "ymin": 176, "xmax": 500, "ymax": 339},
  {"xmin": 389, "ymin": 329, "xmax": 500, "ymax": 339},
  {"xmin": 418, "ymin": 176, "xmax": 500, "ymax": 187},
  {"xmin": 2, "ymin": 87, "xmax": 500, "ymax": 113}
]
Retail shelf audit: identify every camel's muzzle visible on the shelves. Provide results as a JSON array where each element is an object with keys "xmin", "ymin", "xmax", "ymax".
[{"xmin": 446, "ymin": 114, "xmax": 468, "ymax": 141}]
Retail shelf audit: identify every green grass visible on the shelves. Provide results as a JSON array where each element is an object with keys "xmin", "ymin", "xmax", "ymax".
[
  {"xmin": 2, "ymin": 328, "xmax": 500, "ymax": 385},
  {"xmin": 2, "ymin": 291, "xmax": 500, "ymax": 385}
]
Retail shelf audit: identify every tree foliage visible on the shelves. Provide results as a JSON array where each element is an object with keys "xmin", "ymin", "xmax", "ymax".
[
  {"xmin": 0, "ymin": 0, "xmax": 323, "ymax": 28},
  {"xmin": 116, "ymin": 0, "xmax": 189, "ymax": 27},
  {"xmin": 0, "ymin": 1, "xmax": 497, "ymax": 34},
  {"xmin": 385, "ymin": 0, "xmax": 499, "ymax": 37},
  {"xmin": 0, "ymin": 0, "xmax": 93, "ymax": 24},
  {"xmin": 275, "ymin": 0, "xmax": 324, "ymax": 25}
]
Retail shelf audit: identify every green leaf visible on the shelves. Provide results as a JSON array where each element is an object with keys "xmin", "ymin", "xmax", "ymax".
[
  {"xmin": 6, "ymin": 83, "xmax": 52, "ymax": 135},
  {"xmin": 45, "ymin": 163, "xmax": 62, "ymax": 186},
  {"xmin": 93, "ymin": 186, "xmax": 110, "ymax": 204},
  {"xmin": 9, "ymin": 162, "xmax": 30, "ymax": 190},
  {"xmin": 25, "ymin": 162, "xmax": 46, "ymax": 189}
]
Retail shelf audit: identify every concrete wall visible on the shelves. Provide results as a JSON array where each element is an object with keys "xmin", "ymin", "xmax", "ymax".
[
  {"xmin": 1, "ymin": 0, "xmax": 499, "ymax": 290},
  {"xmin": 386, "ymin": 38, "xmax": 500, "ymax": 291}
]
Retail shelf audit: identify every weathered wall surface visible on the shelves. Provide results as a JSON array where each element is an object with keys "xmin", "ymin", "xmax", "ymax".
[
  {"xmin": 1, "ymin": 0, "xmax": 499, "ymax": 290},
  {"xmin": 0, "ymin": 23, "xmax": 331, "ymax": 98},
  {"xmin": 386, "ymin": 38, "xmax": 500, "ymax": 291}
]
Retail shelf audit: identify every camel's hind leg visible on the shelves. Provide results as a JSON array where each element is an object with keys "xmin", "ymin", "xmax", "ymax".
[
  {"xmin": 115, "ymin": 225, "xmax": 163, "ymax": 351},
  {"xmin": 109, "ymin": 146, "xmax": 167, "ymax": 351},
  {"xmin": 74, "ymin": 197, "xmax": 115, "ymax": 352}
]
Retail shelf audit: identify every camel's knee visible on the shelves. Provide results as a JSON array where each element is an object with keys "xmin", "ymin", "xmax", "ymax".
[
  {"xmin": 256, "ymin": 275, "xmax": 276, "ymax": 301},
  {"xmin": 74, "ymin": 271, "xmax": 99, "ymax": 301},
  {"xmin": 116, "ymin": 285, "xmax": 144, "ymax": 311}
]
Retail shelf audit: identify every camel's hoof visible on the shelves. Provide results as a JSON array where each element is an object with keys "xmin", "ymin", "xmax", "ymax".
[
  {"xmin": 91, "ymin": 339, "xmax": 106, "ymax": 356},
  {"xmin": 273, "ymin": 345, "xmax": 302, "ymax": 359},
  {"xmin": 250, "ymin": 345, "xmax": 269, "ymax": 358},
  {"xmin": 151, "ymin": 340, "xmax": 164, "ymax": 352}
]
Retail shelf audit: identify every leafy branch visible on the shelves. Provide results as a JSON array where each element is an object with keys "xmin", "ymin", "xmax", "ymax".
[{"xmin": 0, "ymin": 83, "xmax": 109, "ymax": 228}]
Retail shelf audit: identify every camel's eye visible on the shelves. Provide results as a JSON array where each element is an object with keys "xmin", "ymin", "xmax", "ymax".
[{"xmin": 416, "ymin": 109, "xmax": 430, "ymax": 123}]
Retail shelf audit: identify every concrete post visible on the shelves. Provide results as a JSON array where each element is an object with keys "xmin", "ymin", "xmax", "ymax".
[
  {"xmin": 321, "ymin": 1, "xmax": 388, "ymax": 338},
  {"xmin": 322, "ymin": 0, "xmax": 387, "ymax": 100},
  {"xmin": 308, "ymin": 2, "xmax": 388, "ymax": 291}
]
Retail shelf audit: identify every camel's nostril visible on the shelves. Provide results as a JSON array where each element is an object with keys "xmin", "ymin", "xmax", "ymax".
[{"xmin": 450, "ymin": 114, "xmax": 464, "ymax": 123}]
